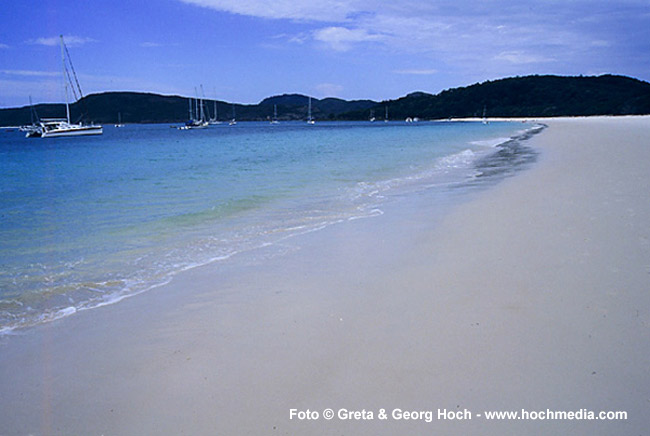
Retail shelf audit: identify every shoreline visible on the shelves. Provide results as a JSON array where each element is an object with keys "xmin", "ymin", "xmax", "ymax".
[
  {"xmin": 439, "ymin": 114, "xmax": 650, "ymax": 122},
  {"xmin": 0, "ymin": 120, "xmax": 534, "ymax": 336},
  {"xmin": 2, "ymin": 114, "xmax": 646, "ymax": 129},
  {"xmin": 1, "ymin": 116, "xmax": 649, "ymax": 434}
]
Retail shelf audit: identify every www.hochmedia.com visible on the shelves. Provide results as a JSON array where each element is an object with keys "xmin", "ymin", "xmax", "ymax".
[{"xmin": 289, "ymin": 407, "xmax": 628, "ymax": 422}]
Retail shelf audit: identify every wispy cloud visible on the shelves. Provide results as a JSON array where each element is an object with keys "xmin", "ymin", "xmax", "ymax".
[
  {"xmin": 179, "ymin": 0, "xmax": 365, "ymax": 21},
  {"xmin": 393, "ymin": 69, "xmax": 438, "ymax": 75},
  {"xmin": 287, "ymin": 33, "xmax": 309, "ymax": 44},
  {"xmin": 140, "ymin": 41, "xmax": 180, "ymax": 48},
  {"xmin": 0, "ymin": 43, "xmax": 9, "ymax": 49},
  {"xmin": 28, "ymin": 35, "xmax": 97, "ymax": 47},
  {"xmin": 140, "ymin": 41, "xmax": 164, "ymax": 48},
  {"xmin": 313, "ymin": 27, "xmax": 384, "ymax": 51},
  {"xmin": 1, "ymin": 69, "xmax": 59, "ymax": 77},
  {"xmin": 175, "ymin": 0, "xmax": 649, "ymax": 75},
  {"xmin": 493, "ymin": 51, "xmax": 554, "ymax": 65},
  {"xmin": 590, "ymin": 40, "xmax": 612, "ymax": 48}
]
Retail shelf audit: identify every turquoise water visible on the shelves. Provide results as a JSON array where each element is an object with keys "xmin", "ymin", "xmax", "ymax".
[{"xmin": 0, "ymin": 121, "xmax": 537, "ymax": 333}]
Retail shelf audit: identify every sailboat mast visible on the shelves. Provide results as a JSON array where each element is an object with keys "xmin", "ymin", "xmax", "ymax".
[
  {"xmin": 193, "ymin": 87, "xmax": 198, "ymax": 121},
  {"xmin": 213, "ymin": 87, "xmax": 218, "ymax": 121},
  {"xmin": 60, "ymin": 35, "xmax": 70, "ymax": 124},
  {"xmin": 29, "ymin": 95, "xmax": 34, "ymax": 124},
  {"xmin": 199, "ymin": 85, "xmax": 205, "ymax": 122}
]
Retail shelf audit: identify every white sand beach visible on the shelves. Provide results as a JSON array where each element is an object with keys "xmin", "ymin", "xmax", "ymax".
[{"xmin": 1, "ymin": 117, "xmax": 649, "ymax": 435}]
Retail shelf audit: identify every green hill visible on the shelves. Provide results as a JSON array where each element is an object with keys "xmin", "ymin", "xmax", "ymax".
[
  {"xmin": 1, "ymin": 74, "xmax": 649, "ymax": 126},
  {"xmin": 0, "ymin": 92, "xmax": 376, "ymax": 126},
  {"xmin": 342, "ymin": 74, "xmax": 650, "ymax": 120}
]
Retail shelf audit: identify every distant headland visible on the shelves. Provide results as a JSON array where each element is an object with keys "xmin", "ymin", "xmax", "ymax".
[{"xmin": 1, "ymin": 74, "xmax": 649, "ymax": 126}]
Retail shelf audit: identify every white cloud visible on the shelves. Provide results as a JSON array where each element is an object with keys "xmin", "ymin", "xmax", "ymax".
[
  {"xmin": 29, "ymin": 35, "xmax": 97, "ymax": 47},
  {"xmin": 179, "ymin": 0, "xmax": 365, "ymax": 21},
  {"xmin": 313, "ymin": 27, "xmax": 383, "ymax": 51},
  {"xmin": 0, "ymin": 43, "xmax": 9, "ymax": 49},
  {"xmin": 176, "ymin": 0, "xmax": 648, "ymax": 76}
]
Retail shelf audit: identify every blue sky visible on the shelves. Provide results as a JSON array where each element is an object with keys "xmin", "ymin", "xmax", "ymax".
[{"xmin": 1, "ymin": 0, "xmax": 649, "ymax": 108}]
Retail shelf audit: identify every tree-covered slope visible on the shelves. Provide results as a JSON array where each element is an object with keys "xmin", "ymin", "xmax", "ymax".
[
  {"xmin": 342, "ymin": 75, "xmax": 650, "ymax": 120},
  {"xmin": 2, "ymin": 74, "xmax": 649, "ymax": 126}
]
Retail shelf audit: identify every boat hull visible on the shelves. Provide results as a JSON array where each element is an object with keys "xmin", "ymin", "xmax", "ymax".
[{"xmin": 41, "ymin": 125, "xmax": 103, "ymax": 138}]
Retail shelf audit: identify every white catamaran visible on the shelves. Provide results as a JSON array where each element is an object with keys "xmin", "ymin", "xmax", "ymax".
[{"xmin": 27, "ymin": 35, "xmax": 102, "ymax": 138}]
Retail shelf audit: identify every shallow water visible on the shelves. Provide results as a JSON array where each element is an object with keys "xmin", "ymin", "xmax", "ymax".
[{"xmin": 0, "ymin": 120, "xmax": 539, "ymax": 333}]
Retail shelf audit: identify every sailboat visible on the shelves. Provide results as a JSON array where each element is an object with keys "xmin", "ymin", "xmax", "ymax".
[
  {"xmin": 482, "ymin": 105, "xmax": 489, "ymax": 125},
  {"xmin": 179, "ymin": 97, "xmax": 207, "ymax": 129},
  {"xmin": 270, "ymin": 104, "xmax": 279, "ymax": 124},
  {"xmin": 229, "ymin": 105, "xmax": 237, "ymax": 125},
  {"xmin": 207, "ymin": 102, "xmax": 219, "ymax": 125},
  {"xmin": 20, "ymin": 96, "xmax": 42, "ymax": 135},
  {"xmin": 198, "ymin": 85, "xmax": 209, "ymax": 128},
  {"xmin": 208, "ymin": 88, "xmax": 221, "ymax": 125},
  {"xmin": 307, "ymin": 96, "xmax": 315, "ymax": 124},
  {"xmin": 114, "ymin": 112, "xmax": 124, "ymax": 128},
  {"xmin": 384, "ymin": 106, "xmax": 389, "ymax": 123},
  {"xmin": 228, "ymin": 105, "xmax": 237, "ymax": 125},
  {"xmin": 208, "ymin": 101, "xmax": 220, "ymax": 125},
  {"xmin": 228, "ymin": 104, "xmax": 237, "ymax": 126},
  {"xmin": 27, "ymin": 36, "xmax": 102, "ymax": 138},
  {"xmin": 369, "ymin": 109, "xmax": 375, "ymax": 122},
  {"xmin": 180, "ymin": 88, "xmax": 208, "ymax": 130},
  {"xmin": 178, "ymin": 97, "xmax": 193, "ymax": 129}
]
